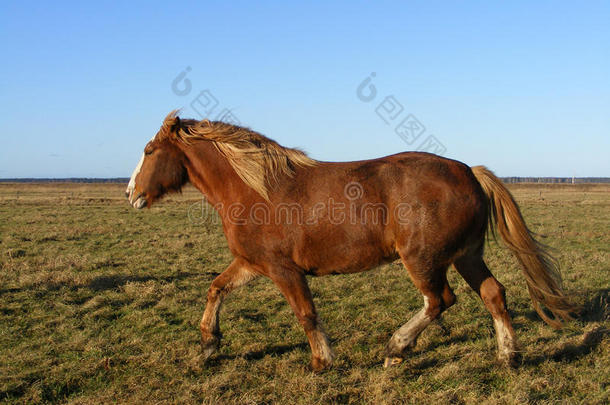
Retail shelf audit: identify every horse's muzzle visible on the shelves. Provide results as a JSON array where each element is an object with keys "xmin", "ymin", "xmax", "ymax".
[
  {"xmin": 126, "ymin": 188, "xmax": 147, "ymax": 209},
  {"xmin": 132, "ymin": 196, "xmax": 147, "ymax": 209}
]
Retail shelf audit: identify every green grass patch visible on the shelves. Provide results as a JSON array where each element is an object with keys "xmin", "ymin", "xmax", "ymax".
[{"xmin": 0, "ymin": 183, "xmax": 608, "ymax": 404}]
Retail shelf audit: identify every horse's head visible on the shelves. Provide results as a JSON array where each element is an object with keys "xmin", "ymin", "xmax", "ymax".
[{"xmin": 125, "ymin": 112, "xmax": 189, "ymax": 209}]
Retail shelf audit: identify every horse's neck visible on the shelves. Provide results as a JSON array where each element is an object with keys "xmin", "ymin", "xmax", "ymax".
[{"xmin": 181, "ymin": 141, "xmax": 252, "ymax": 207}]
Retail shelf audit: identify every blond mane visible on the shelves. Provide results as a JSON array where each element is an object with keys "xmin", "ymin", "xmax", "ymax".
[{"xmin": 157, "ymin": 111, "xmax": 318, "ymax": 200}]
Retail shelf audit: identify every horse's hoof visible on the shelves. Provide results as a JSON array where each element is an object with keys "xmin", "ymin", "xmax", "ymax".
[
  {"xmin": 383, "ymin": 357, "xmax": 403, "ymax": 368},
  {"xmin": 384, "ymin": 338, "xmax": 416, "ymax": 360},
  {"xmin": 311, "ymin": 356, "xmax": 332, "ymax": 372},
  {"xmin": 497, "ymin": 352, "xmax": 521, "ymax": 368},
  {"xmin": 200, "ymin": 335, "xmax": 221, "ymax": 360}
]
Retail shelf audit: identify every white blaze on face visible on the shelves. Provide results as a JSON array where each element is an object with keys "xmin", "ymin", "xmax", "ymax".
[
  {"xmin": 126, "ymin": 135, "xmax": 156, "ymax": 207},
  {"xmin": 126, "ymin": 153, "xmax": 144, "ymax": 204}
]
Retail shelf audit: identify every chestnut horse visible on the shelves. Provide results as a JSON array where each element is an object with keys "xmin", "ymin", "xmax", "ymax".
[{"xmin": 126, "ymin": 111, "xmax": 573, "ymax": 370}]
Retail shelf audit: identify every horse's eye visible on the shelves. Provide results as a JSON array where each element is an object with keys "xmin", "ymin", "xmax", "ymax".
[{"xmin": 144, "ymin": 147, "xmax": 154, "ymax": 155}]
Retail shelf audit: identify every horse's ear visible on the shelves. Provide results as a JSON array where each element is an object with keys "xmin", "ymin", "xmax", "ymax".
[{"xmin": 161, "ymin": 110, "xmax": 182, "ymax": 137}]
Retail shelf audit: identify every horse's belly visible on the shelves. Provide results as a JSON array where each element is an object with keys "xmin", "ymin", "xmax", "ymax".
[{"xmin": 293, "ymin": 233, "xmax": 398, "ymax": 276}]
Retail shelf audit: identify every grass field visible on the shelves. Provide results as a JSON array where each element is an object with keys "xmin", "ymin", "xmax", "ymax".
[{"xmin": 1, "ymin": 182, "xmax": 608, "ymax": 404}]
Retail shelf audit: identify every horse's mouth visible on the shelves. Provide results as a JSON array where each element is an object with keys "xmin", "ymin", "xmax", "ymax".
[
  {"xmin": 127, "ymin": 190, "xmax": 147, "ymax": 209},
  {"xmin": 132, "ymin": 196, "xmax": 147, "ymax": 209}
]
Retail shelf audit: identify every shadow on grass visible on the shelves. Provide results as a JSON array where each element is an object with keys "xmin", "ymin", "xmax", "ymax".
[
  {"xmin": 0, "ymin": 373, "xmax": 84, "ymax": 403},
  {"xmin": 206, "ymin": 342, "xmax": 309, "ymax": 366},
  {"xmin": 405, "ymin": 356, "xmax": 439, "ymax": 373},
  {"xmin": 0, "ymin": 286, "xmax": 22, "ymax": 296},
  {"xmin": 1, "ymin": 271, "xmax": 207, "ymax": 297},
  {"xmin": 580, "ymin": 288, "xmax": 609, "ymax": 322},
  {"xmin": 521, "ymin": 288, "xmax": 609, "ymax": 324},
  {"xmin": 418, "ymin": 330, "xmax": 472, "ymax": 352},
  {"xmin": 234, "ymin": 308, "xmax": 266, "ymax": 323},
  {"xmin": 524, "ymin": 325, "xmax": 608, "ymax": 366},
  {"xmin": 87, "ymin": 271, "xmax": 198, "ymax": 292}
]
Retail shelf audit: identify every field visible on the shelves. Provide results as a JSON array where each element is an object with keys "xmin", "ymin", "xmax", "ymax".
[{"xmin": 0, "ymin": 182, "xmax": 608, "ymax": 404}]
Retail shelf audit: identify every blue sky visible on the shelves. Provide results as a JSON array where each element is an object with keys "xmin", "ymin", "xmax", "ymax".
[{"xmin": 0, "ymin": 1, "xmax": 608, "ymax": 178}]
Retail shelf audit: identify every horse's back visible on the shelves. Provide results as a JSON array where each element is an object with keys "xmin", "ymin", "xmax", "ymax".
[{"xmin": 280, "ymin": 152, "xmax": 486, "ymax": 274}]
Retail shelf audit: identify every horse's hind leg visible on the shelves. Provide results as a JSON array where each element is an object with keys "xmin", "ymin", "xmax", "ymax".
[
  {"xmin": 200, "ymin": 258, "xmax": 259, "ymax": 359},
  {"xmin": 453, "ymin": 254, "xmax": 518, "ymax": 367},
  {"xmin": 384, "ymin": 261, "xmax": 456, "ymax": 367}
]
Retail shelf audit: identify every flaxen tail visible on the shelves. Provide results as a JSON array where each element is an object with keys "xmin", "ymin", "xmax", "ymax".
[{"xmin": 471, "ymin": 166, "xmax": 574, "ymax": 328}]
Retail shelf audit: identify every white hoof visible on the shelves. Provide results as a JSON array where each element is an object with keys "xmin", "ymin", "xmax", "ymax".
[{"xmin": 383, "ymin": 357, "xmax": 403, "ymax": 368}]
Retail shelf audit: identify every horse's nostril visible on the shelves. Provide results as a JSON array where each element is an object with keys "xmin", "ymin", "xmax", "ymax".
[{"xmin": 125, "ymin": 190, "xmax": 130, "ymax": 198}]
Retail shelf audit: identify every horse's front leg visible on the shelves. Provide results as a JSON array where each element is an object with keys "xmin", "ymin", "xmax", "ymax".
[
  {"xmin": 200, "ymin": 258, "xmax": 259, "ymax": 359},
  {"xmin": 269, "ymin": 268, "xmax": 334, "ymax": 371}
]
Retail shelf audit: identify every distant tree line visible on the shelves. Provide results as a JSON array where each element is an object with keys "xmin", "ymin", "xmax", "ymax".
[
  {"xmin": 0, "ymin": 178, "xmax": 130, "ymax": 183},
  {"xmin": 501, "ymin": 177, "xmax": 610, "ymax": 184},
  {"xmin": 1, "ymin": 177, "xmax": 609, "ymax": 184}
]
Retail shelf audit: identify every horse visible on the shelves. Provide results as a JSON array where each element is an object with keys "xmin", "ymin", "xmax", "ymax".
[{"xmin": 125, "ymin": 111, "xmax": 573, "ymax": 370}]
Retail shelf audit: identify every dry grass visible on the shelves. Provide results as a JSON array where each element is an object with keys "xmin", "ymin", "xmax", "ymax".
[{"xmin": 0, "ymin": 182, "xmax": 608, "ymax": 404}]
